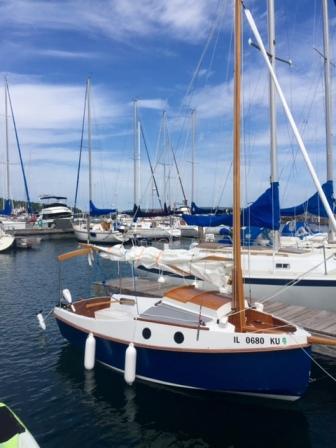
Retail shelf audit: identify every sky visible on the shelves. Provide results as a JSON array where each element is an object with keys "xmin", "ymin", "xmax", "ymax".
[{"xmin": 0, "ymin": 0, "xmax": 335, "ymax": 211}]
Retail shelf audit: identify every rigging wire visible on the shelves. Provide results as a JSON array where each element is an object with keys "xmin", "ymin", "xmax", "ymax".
[
  {"xmin": 140, "ymin": 124, "xmax": 163, "ymax": 209},
  {"xmin": 74, "ymin": 83, "xmax": 88, "ymax": 211}
]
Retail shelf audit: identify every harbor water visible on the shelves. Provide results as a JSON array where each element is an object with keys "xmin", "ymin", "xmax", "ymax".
[{"xmin": 0, "ymin": 239, "xmax": 336, "ymax": 447}]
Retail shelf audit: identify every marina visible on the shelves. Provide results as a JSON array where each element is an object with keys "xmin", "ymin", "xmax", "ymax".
[{"xmin": 1, "ymin": 0, "xmax": 336, "ymax": 446}]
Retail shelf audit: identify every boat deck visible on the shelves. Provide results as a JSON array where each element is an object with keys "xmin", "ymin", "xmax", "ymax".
[
  {"xmin": 93, "ymin": 276, "xmax": 336, "ymax": 357},
  {"xmin": 165, "ymin": 285, "xmax": 231, "ymax": 309},
  {"xmin": 139, "ymin": 302, "xmax": 212, "ymax": 329}
]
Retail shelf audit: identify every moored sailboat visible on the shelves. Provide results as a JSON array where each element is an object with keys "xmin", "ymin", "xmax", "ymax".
[
  {"xmin": 52, "ymin": 1, "xmax": 336, "ymax": 400},
  {"xmin": 72, "ymin": 79, "xmax": 129, "ymax": 244}
]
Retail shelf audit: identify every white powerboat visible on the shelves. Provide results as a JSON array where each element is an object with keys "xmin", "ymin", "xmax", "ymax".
[{"xmin": 35, "ymin": 195, "xmax": 72, "ymax": 229}]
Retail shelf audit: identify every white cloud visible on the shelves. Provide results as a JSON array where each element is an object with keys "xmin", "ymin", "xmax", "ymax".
[
  {"xmin": 137, "ymin": 99, "xmax": 168, "ymax": 110},
  {"xmin": 34, "ymin": 49, "xmax": 99, "ymax": 59},
  {"xmin": 0, "ymin": 0, "xmax": 219, "ymax": 43},
  {"xmin": 0, "ymin": 79, "xmax": 127, "ymax": 130}
]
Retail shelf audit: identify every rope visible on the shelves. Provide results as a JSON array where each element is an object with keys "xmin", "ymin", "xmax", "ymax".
[
  {"xmin": 94, "ymin": 254, "xmax": 108, "ymax": 292},
  {"xmin": 301, "ymin": 347, "xmax": 336, "ymax": 383},
  {"xmin": 44, "ymin": 307, "xmax": 55, "ymax": 322},
  {"xmin": 74, "ymin": 83, "xmax": 88, "ymax": 211}
]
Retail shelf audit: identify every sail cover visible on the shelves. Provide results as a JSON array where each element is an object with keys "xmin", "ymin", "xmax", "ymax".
[
  {"xmin": 89, "ymin": 201, "xmax": 117, "ymax": 217},
  {"xmin": 0, "ymin": 199, "xmax": 12, "ymax": 216},
  {"xmin": 123, "ymin": 203, "xmax": 172, "ymax": 220},
  {"xmin": 280, "ymin": 181, "xmax": 335, "ymax": 218},
  {"xmin": 191, "ymin": 203, "xmax": 231, "ymax": 215},
  {"xmin": 183, "ymin": 182, "xmax": 280, "ymax": 230},
  {"xmin": 87, "ymin": 243, "xmax": 232, "ymax": 291}
]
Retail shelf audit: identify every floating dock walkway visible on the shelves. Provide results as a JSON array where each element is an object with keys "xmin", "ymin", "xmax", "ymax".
[
  {"xmin": 13, "ymin": 227, "xmax": 74, "ymax": 239},
  {"xmin": 94, "ymin": 276, "xmax": 336, "ymax": 358}
]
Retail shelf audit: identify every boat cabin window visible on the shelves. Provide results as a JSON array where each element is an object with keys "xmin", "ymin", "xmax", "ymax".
[
  {"xmin": 142, "ymin": 328, "xmax": 151, "ymax": 340},
  {"xmin": 275, "ymin": 263, "xmax": 290, "ymax": 269},
  {"xmin": 174, "ymin": 331, "xmax": 184, "ymax": 344},
  {"xmin": 41, "ymin": 212, "xmax": 72, "ymax": 219}
]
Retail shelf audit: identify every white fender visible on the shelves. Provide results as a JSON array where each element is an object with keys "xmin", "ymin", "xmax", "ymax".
[
  {"xmin": 36, "ymin": 312, "xmax": 46, "ymax": 330},
  {"xmin": 84, "ymin": 333, "xmax": 96, "ymax": 370},
  {"xmin": 62, "ymin": 288, "xmax": 72, "ymax": 304},
  {"xmin": 124, "ymin": 343, "xmax": 137, "ymax": 385},
  {"xmin": 88, "ymin": 252, "xmax": 94, "ymax": 267}
]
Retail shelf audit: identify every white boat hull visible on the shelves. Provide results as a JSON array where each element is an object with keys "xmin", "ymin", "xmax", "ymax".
[
  {"xmin": 0, "ymin": 234, "xmax": 15, "ymax": 252},
  {"xmin": 73, "ymin": 226, "xmax": 128, "ymax": 244}
]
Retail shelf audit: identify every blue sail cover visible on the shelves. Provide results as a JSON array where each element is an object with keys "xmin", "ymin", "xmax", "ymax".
[
  {"xmin": 191, "ymin": 202, "xmax": 230, "ymax": 215},
  {"xmin": 183, "ymin": 182, "xmax": 280, "ymax": 230},
  {"xmin": 0, "ymin": 199, "xmax": 12, "ymax": 216},
  {"xmin": 281, "ymin": 221, "xmax": 311, "ymax": 238},
  {"xmin": 218, "ymin": 226, "xmax": 264, "ymax": 246},
  {"xmin": 89, "ymin": 200, "xmax": 117, "ymax": 217},
  {"xmin": 280, "ymin": 181, "xmax": 335, "ymax": 218},
  {"xmin": 123, "ymin": 203, "xmax": 172, "ymax": 220}
]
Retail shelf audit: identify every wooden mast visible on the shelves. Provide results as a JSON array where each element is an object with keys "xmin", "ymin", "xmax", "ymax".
[{"xmin": 232, "ymin": 0, "xmax": 245, "ymax": 332}]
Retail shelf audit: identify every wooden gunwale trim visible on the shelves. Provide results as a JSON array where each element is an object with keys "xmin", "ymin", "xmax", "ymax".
[
  {"xmin": 54, "ymin": 312, "xmax": 310, "ymax": 353},
  {"xmin": 244, "ymin": 326, "xmax": 296, "ymax": 334},
  {"xmin": 86, "ymin": 300, "xmax": 114, "ymax": 309}
]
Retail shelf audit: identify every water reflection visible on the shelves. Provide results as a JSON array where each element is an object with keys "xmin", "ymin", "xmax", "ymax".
[{"xmin": 56, "ymin": 345, "xmax": 311, "ymax": 448}]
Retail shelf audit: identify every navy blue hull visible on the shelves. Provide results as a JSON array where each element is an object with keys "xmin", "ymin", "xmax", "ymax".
[{"xmin": 56, "ymin": 318, "xmax": 311, "ymax": 398}]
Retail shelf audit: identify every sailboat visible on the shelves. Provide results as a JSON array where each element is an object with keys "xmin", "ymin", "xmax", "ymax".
[
  {"xmin": 0, "ymin": 77, "xmax": 33, "ymax": 238},
  {"xmin": 0, "ymin": 79, "xmax": 15, "ymax": 251},
  {"xmin": 72, "ymin": 79, "xmax": 129, "ymax": 244},
  {"xmin": 53, "ymin": 2, "xmax": 336, "ymax": 400},
  {"xmin": 121, "ymin": 104, "xmax": 181, "ymax": 241}
]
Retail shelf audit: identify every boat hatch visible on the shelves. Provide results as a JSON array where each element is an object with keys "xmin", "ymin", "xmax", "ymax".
[
  {"xmin": 165, "ymin": 285, "xmax": 231, "ymax": 309},
  {"xmin": 139, "ymin": 302, "xmax": 212, "ymax": 328}
]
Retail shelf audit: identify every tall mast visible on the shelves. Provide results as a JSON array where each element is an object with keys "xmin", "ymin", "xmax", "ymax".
[
  {"xmin": 232, "ymin": 0, "xmax": 245, "ymax": 331},
  {"xmin": 133, "ymin": 100, "xmax": 138, "ymax": 207},
  {"xmin": 163, "ymin": 111, "xmax": 167, "ymax": 205},
  {"xmin": 267, "ymin": 0, "xmax": 279, "ymax": 249},
  {"xmin": 322, "ymin": 0, "xmax": 334, "ymax": 242},
  {"xmin": 5, "ymin": 78, "xmax": 10, "ymax": 200},
  {"xmin": 191, "ymin": 109, "xmax": 196, "ymax": 205},
  {"xmin": 5, "ymin": 78, "xmax": 31, "ymax": 212},
  {"xmin": 87, "ymin": 78, "xmax": 92, "ymax": 243},
  {"xmin": 87, "ymin": 78, "xmax": 92, "ymax": 208},
  {"xmin": 268, "ymin": 0, "xmax": 277, "ymax": 183},
  {"xmin": 137, "ymin": 119, "xmax": 141, "ymax": 204}
]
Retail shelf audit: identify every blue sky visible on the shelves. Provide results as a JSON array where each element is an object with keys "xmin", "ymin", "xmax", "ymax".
[{"xmin": 0, "ymin": 0, "xmax": 335, "ymax": 211}]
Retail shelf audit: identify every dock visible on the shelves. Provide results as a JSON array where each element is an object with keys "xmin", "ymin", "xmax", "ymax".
[
  {"xmin": 12, "ymin": 227, "xmax": 75, "ymax": 239},
  {"xmin": 94, "ymin": 276, "xmax": 336, "ymax": 358},
  {"xmin": 8, "ymin": 219, "xmax": 75, "ymax": 240}
]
